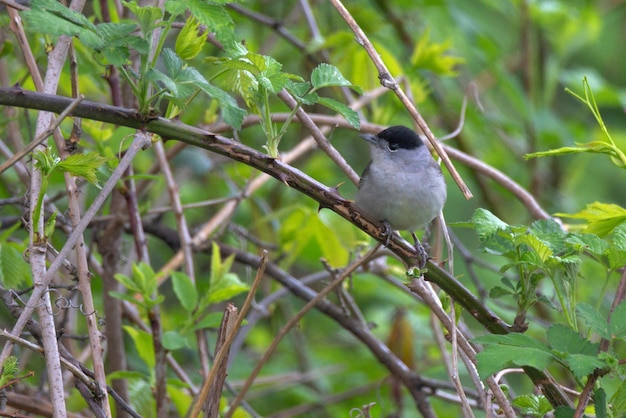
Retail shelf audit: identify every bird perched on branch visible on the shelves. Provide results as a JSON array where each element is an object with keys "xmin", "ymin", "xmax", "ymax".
[{"xmin": 355, "ymin": 125, "xmax": 446, "ymax": 267}]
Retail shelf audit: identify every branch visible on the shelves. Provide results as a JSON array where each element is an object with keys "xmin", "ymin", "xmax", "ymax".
[
  {"xmin": 0, "ymin": 87, "xmax": 571, "ymax": 407},
  {"xmin": 0, "ymin": 86, "xmax": 500, "ymax": 329}
]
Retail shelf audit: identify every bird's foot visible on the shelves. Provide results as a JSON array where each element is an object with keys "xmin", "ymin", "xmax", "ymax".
[
  {"xmin": 411, "ymin": 233, "xmax": 429, "ymax": 270},
  {"xmin": 382, "ymin": 220, "xmax": 393, "ymax": 247}
]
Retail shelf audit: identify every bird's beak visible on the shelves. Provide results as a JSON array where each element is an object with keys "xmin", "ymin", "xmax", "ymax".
[{"xmin": 359, "ymin": 133, "xmax": 378, "ymax": 145}]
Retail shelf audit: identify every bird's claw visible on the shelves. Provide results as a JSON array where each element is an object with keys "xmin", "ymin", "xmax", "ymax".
[
  {"xmin": 412, "ymin": 233, "xmax": 429, "ymax": 270},
  {"xmin": 382, "ymin": 220, "xmax": 393, "ymax": 247}
]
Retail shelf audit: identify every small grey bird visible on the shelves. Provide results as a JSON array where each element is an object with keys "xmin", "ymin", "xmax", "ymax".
[{"xmin": 355, "ymin": 126, "xmax": 447, "ymax": 264}]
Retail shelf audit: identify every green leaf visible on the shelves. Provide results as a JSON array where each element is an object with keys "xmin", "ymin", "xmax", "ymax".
[
  {"xmin": 175, "ymin": 16, "xmax": 205, "ymax": 60},
  {"xmin": 610, "ymin": 379, "xmax": 626, "ymax": 417},
  {"xmin": 113, "ymin": 263, "xmax": 163, "ymax": 309},
  {"xmin": 23, "ymin": 0, "xmax": 100, "ymax": 47},
  {"xmin": 0, "ymin": 357, "xmax": 19, "ymax": 388},
  {"xmin": 0, "ymin": 242, "xmax": 31, "ymax": 287},
  {"xmin": 32, "ymin": 150, "xmax": 59, "ymax": 176},
  {"xmin": 555, "ymin": 202, "xmax": 626, "ymax": 237},
  {"xmin": 315, "ymin": 211, "xmax": 350, "ymax": 267},
  {"xmin": 287, "ymin": 81, "xmax": 312, "ymax": 98},
  {"xmin": 410, "ymin": 28, "xmax": 464, "ymax": 76},
  {"xmin": 206, "ymin": 273, "xmax": 249, "ymax": 305},
  {"xmin": 530, "ymin": 218, "xmax": 568, "ymax": 253},
  {"xmin": 147, "ymin": 68, "xmax": 179, "ymax": 97},
  {"xmin": 489, "ymin": 285, "xmax": 514, "ymax": 299},
  {"xmin": 576, "ymin": 303, "xmax": 611, "ymax": 339},
  {"xmin": 471, "ymin": 208, "xmax": 510, "ymax": 241},
  {"xmin": 609, "ymin": 300, "xmax": 626, "ymax": 339},
  {"xmin": 566, "ymin": 233, "xmax": 609, "ymax": 257},
  {"xmin": 547, "ymin": 324, "xmax": 598, "ymax": 356},
  {"xmin": 547, "ymin": 324, "xmax": 605, "ymax": 379},
  {"xmin": 123, "ymin": 1, "xmax": 163, "ymax": 36},
  {"xmin": 44, "ymin": 211, "xmax": 57, "ymax": 238},
  {"xmin": 595, "ymin": 387, "xmax": 607, "ymax": 418},
  {"xmin": 194, "ymin": 76, "xmax": 246, "ymax": 129},
  {"xmin": 311, "ymin": 63, "xmax": 353, "ymax": 89},
  {"xmin": 512, "ymin": 394, "xmax": 553, "ymax": 417},
  {"xmin": 210, "ymin": 241, "xmax": 224, "ymax": 285},
  {"xmin": 96, "ymin": 22, "xmax": 145, "ymax": 66},
  {"xmin": 162, "ymin": 330, "xmax": 189, "ymax": 350},
  {"xmin": 564, "ymin": 353, "xmax": 606, "ymax": 380},
  {"xmin": 171, "ymin": 271, "xmax": 198, "ymax": 312},
  {"xmin": 57, "ymin": 152, "xmax": 110, "ymax": 187},
  {"xmin": 317, "ymin": 97, "xmax": 360, "ymax": 129},
  {"xmin": 183, "ymin": 0, "xmax": 235, "ymax": 49},
  {"xmin": 191, "ymin": 312, "xmax": 225, "ymax": 331},
  {"xmin": 124, "ymin": 326, "xmax": 155, "ymax": 370},
  {"xmin": 554, "ymin": 405, "xmax": 576, "ymax": 418},
  {"xmin": 474, "ymin": 333, "xmax": 553, "ymax": 378}
]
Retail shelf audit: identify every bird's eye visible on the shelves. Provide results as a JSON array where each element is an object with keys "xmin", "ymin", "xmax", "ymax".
[{"xmin": 387, "ymin": 142, "xmax": 399, "ymax": 152}]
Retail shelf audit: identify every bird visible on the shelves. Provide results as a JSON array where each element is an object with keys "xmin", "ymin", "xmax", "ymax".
[{"xmin": 354, "ymin": 126, "xmax": 447, "ymax": 267}]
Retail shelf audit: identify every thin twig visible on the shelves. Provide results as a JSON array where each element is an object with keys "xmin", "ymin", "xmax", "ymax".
[
  {"xmin": 189, "ymin": 250, "xmax": 269, "ymax": 418},
  {"xmin": 0, "ymin": 95, "xmax": 84, "ymax": 175},
  {"xmin": 224, "ymin": 244, "xmax": 396, "ymax": 417},
  {"xmin": 328, "ymin": 0, "xmax": 473, "ymax": 200},
  {"xmin": 204, "ymin": 304, "xmax": 238, "ymax": 417},
  {"xmin": 0, "ymin": 133, "xmax": 152, "ymax": 372}
]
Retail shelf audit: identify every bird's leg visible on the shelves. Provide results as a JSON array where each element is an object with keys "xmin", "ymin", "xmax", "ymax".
[
  {"xmin": 411, "ymin": 232, "xmax": 429, "ymax": 269},
  {"xmin": 382, "ymin": 220, "xmax": 393, "ymax": 247}
]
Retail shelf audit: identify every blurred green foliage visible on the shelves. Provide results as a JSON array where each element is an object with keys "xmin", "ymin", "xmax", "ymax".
[{"xmin": 1, "ymin": 0, "xmax": 625, "ymax": 416}]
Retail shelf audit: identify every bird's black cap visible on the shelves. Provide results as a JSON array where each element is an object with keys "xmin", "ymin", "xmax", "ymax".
[{"xmin": 376, "ymin": 126, "xmax": 423, "ymax": 150}]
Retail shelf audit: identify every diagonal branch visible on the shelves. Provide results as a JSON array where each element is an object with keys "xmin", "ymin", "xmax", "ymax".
[{"xmin": 0, "ymin": 86, "xmax": 572, "ymax": 407}]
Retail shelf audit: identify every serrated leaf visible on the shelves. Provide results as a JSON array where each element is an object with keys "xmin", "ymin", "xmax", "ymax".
[
  {"xmin": 547, "ymin": 324, "xmax": 598, "ymax": 356},
  {"xmin": 564, "ymin": 353, "xmax": 606, "ymax": 379},
  {"xmin": 513, "ymin": 394, "xmax": 553, "ymax": 416},
  {"xmin": 566, "ymin": 233, "xmax": 609, "ymax": 257},
  {"xmin": 175, "ymin": 16, "xmax": 205, "ymax": 60},
  {"xmin": 171, "ymin": 271, "xmax": 198, "ymax": 312},
  {"xmin": 530, "ymin": 218, "xmax": 568, "ymax": 252},
  {"xmin": 147, "ymin": 68, "xmax": 178, "ymax": 97},
  {"xmin": 489, "ymin": 286, "xmax": 514, "ymax": 299},
  {"xmin": 287, "ymin": 81, "xmax": 312, "ymax": 98},
  {"xmin": 57, "ymin": 152, "xmax": 110, "ymax": 187},
  {"xmin": 554, "ymin": 405, "xmax": 576, "ymax": 418},
  {"xmin": 555, "ymin": 202, "xmax": 626, "ymax": 237},
  {"xmin": 0, "ymin": 242, "xmax": 31, "ymax": 287},
  {"xmin": 185, "ymin": 1, "xmax": 235, "ymax": 49},
  {"xmin": 96, "ymin": 22, "xmax": 144, "ymax": 66},
  {"xmin": 23, "ymin": 0, "xmax": 101, "ymax": 48},
  {"xmin": 317, "ymin": 97, "xmax": 360, "ymax": 129},
  {"xmin": 595, "ymin": 387, "xmax": 607, "ymax": 418},
  {"xmin": 610, "ymin": 379, "xmax": 626, "ymax": 417},
  {"xmin": 32, "ymin": 150, "xmax": 59, "ymax": 176},
  {"xmin": 474, "ymin": 333, "xmax": 552, "ymax": 378},
  {"xmin": 471, "ymin": 208, "xmax": 510, "ymax": 241},
  {"xmin": 576, "ymin": 303, "xmax": 611, "ymax": 339},
  {"xmin": 123, "ymin": 0, "xmax": 163, "ymax": 36},
  {"xmin": 311, "ymin": 63, "xmax": 353, "ymax": 89},
  {"xmin": 609, "ymin": 300, "xmax": 626, "ymax": 339}
]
